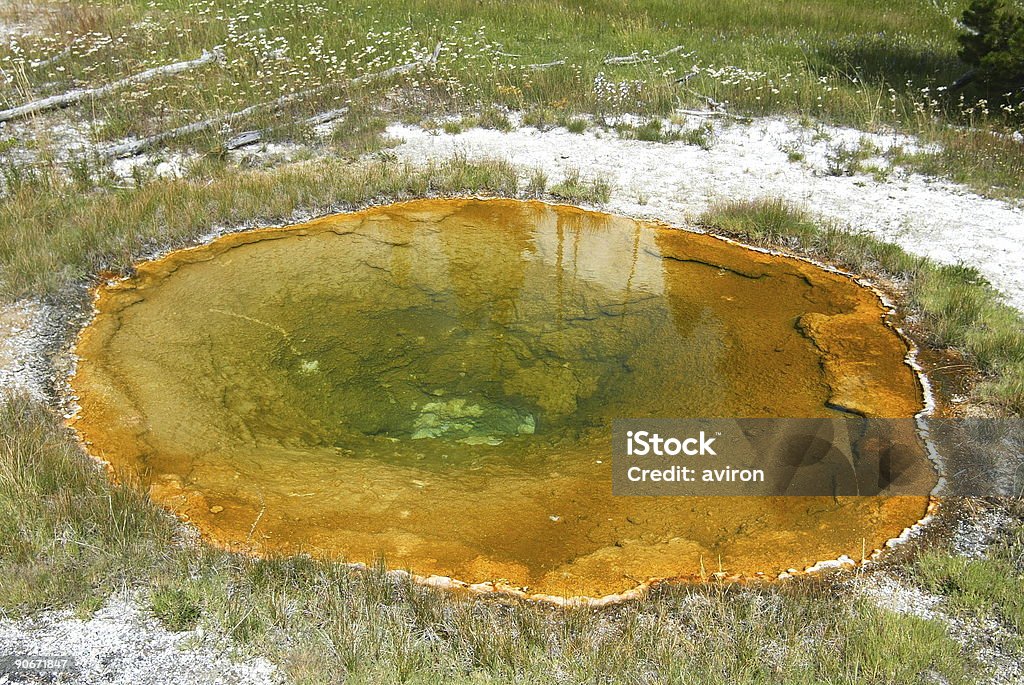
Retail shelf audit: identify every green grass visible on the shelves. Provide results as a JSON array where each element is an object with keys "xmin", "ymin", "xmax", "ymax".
[
  {"xmin": 0, "ymin": 395, "xmax": 178, "ymax": 612},
  {"xmin": 3, "ymin": 0, "xmax": 1024, "ymax": 202},
  {"xmin": 916, "ymin": 548, "xmax": 1024, "ymax": 637},
  {"xmin": 0, "ymin": 0, "xmax": 969, "ymax": 135},
  {"xmin": 149, "ymin": 584, "xmax": 204, "ymax": 632},
  {"xmin": 912, "ymin": 501, "xmax": 1024, "ymax": 651},
  {"xmin": 564, "ymin": 117, "xmax": 588, "ymax": 134},
  {"xmin": 0, "ymin": 394, "xmax": 980, "ymax": 684},
  {"xmin": 699, "ymin": 197, "xmax": 1024, "ymax": 414},
  {"xmin": 890, "ymin": 127, "xmax": 1024, "ymax": 203},
  {"xmin": 549, "ymin": 167, "xmax": 612, "ymax": 204},
  {"xmin": 524, "ymin": 167, "xmax": 547, "ymax": 196},
  {"xmin": 0, "ymin": 153, "xmax": 618, "ymax": 298},
  {"xmin": 0, "ymin": 155, "xmax": 519, "ymax": 298}
]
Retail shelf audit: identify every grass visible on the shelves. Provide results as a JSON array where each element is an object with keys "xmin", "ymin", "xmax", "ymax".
[
  {"xmin": 549, "ymin": 167, "xmax": 612, "ymax": 204},
  {"xmin": 0, "ymin": 395, "xmax": 980, "ymax": 684},
  {"xmin": 915, "ymin": 508, "xmax": 1024, "ymax": 640},
  {"xmin": 0, "ymin": 155, "xmax": 519, "ymax": 298},
  {"xmin": 0, "ymin": 394, "xmax": 178, "ymax": 613},
  {"xmin": 2, "ymin": 0, "xmax": 1024, "ymax": 202},
  {"xmin": 890, "ymin": 127, "xmax": 1024, "ymax": 203},
  {"xmin": 524, "ymin": 167, "xmax": 547, "ymax": 196},
  {"xmin": 0, "ymin": 0, "xmax": 971, "ymax": 136},
  {"xmin": 0, "ymin": 152, "xmax": 618, "ymax": 298},
  {"xmin": 699, "ymin": 197, "xmax": 1024, "ymax": 414},
  {"xmin": 613, "ymin": 118, "xmax": 715, "ymax": 149},
  {"xmin": 564, "ymin": 117, "xmax": 588, "ymax": 134},
  {"xmin": 824, "ymin": 139, "xmax": 880, "ymax": 177}
]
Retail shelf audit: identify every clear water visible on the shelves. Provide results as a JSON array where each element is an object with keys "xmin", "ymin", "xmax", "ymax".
[{"xmin": 72, "ymin": 199, "xmax": 928, "ymax": 597}]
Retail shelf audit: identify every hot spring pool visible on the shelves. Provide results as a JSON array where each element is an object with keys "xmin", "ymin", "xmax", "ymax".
[{"xmin": 70, "ymin": 198, "xmax": 931, "ymax": 598}]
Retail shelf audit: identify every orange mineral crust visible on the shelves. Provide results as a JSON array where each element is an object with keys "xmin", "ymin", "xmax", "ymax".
[{"xmin": 71, "ymin": 198, "xmax": 932, "ymax": 598}]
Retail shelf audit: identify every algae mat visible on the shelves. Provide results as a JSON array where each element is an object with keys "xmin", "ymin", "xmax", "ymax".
[{"xmin": 71, "ymin": 199, "xmax": 929, "ymax": 598}]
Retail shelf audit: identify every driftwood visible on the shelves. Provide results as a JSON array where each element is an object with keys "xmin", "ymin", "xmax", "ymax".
[
  {"xmin": 350, "ymin": 41, "xmax": 441, "ymax": 85},
  {"xmin": 674, "ymin": 77, "xmax": 728, "ymax": 113},
  {"xmin": 225, "ymin": 107, "xmax": 348, "ymax": 150},
  {"xmin": 102, "ymin": 44, "xmax": 441, "ymax": 159},
  {"xmin": 674, "ymin": 108, "xmax": 746, "ymax": 120},
  {"xmin": 0, "ymin": 48, "xmax": 224, "ymax": 123},
  {"xmin": 603, "ymin": 45, "xmax": 688, "ymax": 66},
  {"xmin": 303, "ymin": 108, "xmax": 349, "ymax": 127},
  {"xmin": 102, "ymin": 89, "xmax": 305, "ymax": 159}
]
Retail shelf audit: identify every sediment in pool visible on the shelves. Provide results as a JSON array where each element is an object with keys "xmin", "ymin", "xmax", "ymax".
[{"xmin": 70, "ymin": 198, "xmax": 932, "ymax": 598}]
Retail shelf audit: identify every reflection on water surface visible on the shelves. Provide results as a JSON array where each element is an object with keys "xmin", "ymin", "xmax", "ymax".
[{"xmin": 72, "ymin": 199, "xmax": 927, "ymax": 597}]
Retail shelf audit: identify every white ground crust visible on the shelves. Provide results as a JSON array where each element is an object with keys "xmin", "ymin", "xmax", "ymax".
[
  {"xmin": 0, "ymin": 300, "xmax": 52, "ymax": 402},
  {"xmin": 0, "ymin": 593, "xmax": 282, "ymax": 685},
  {"xmin": 848, "ymin": 506, "xmax": 1023, "ymax": 684},
  {"xmin": 388, "ymin": 117, "xmax": 1024, "ymax": 310}
]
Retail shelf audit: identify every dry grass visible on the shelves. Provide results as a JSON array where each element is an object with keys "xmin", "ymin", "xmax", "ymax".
[{"xmin": 0, "ymin": 396, "xmax": 979, "ymax": 684}]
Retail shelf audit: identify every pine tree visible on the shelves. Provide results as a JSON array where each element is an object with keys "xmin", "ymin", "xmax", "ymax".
[{"xmin": 956, "ymin": 0, "xmax": 1024, "ymax": 103}]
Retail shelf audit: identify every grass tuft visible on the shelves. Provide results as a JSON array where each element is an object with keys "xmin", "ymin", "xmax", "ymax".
[
  {"xmin": 550, "ymin": 168, "xmax": 612, "ymax": 204},
  {"xmin": 0, "ymin": 395, "xmax": 177, "ymax": 614}
]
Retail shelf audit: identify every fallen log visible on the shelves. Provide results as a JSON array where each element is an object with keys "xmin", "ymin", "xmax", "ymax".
[
  {"xmin": 0, "ymin": 48, "xmax": 224, "ymax": 123},
  {"xmin": 101, "ymin": 44, "xmax": 440, "ymax": 159},
  {"xmin": 225, "ymin": 107, "xmax": 348, "ymax": 150},
  {"xmin": 29, "ymin": 44, "xmax": 74, "ymax": 70},
  {"xmin": 350, "ymin": 41, "xmax": 441, "ymax": 85},
  {"xmin": 604, "ymin": 45, "xmax": 688, "ymax": 66},
  {"xmin": 524, "ymin": 60, "xmax": 566, "ymax": 70},
  {"xmin": 303, "ymin": 108, "xmax": 349, "ymax": 127},
  {"xmin": 674, "ymin": 108, "xmax": 746, "ymax": 120},
  {"xmin": 224, "ymin": 130, "xmax": 263, "ymax": 150}
]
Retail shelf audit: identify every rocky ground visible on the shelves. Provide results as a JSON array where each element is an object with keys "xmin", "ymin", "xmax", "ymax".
[{"xmin": 849, "ymin": 506, "xmax": 1023, "ymax": 685}]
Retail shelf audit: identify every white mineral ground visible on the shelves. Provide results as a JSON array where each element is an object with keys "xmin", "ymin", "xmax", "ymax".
[
  {"xmin": 0, "ymin": 593, "xmax": 283, "ymax": 685},
  {"xmin": 2, "ymin": 113, "xmax": 1024, "ymax": 683},
  {"xmin": 390, "ymin": 114, "xmax": 1024, "ymax": 311}
]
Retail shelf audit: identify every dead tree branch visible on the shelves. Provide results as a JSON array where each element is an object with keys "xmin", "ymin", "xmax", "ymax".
[
  {"xmin": 101, "ymin": 44, "xmax": 441, "ymax": 159},
  {"xmin": 603, "ymin": 45, "xmax": 689, "ymax": 66},
  {"xmin": 29, "ymin": 45, "xmax": 74, "ymax": 70},
  {"xmin": 225, "ymin": 108, "xmax": 348, "ymax": 150},
  {"xmin": 524, "ymin": 60, "xmax": 566, "ymax": 70},
  {"xmin": 0, "ymin": 48, "xmax": 224, "ymax": 123}
]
